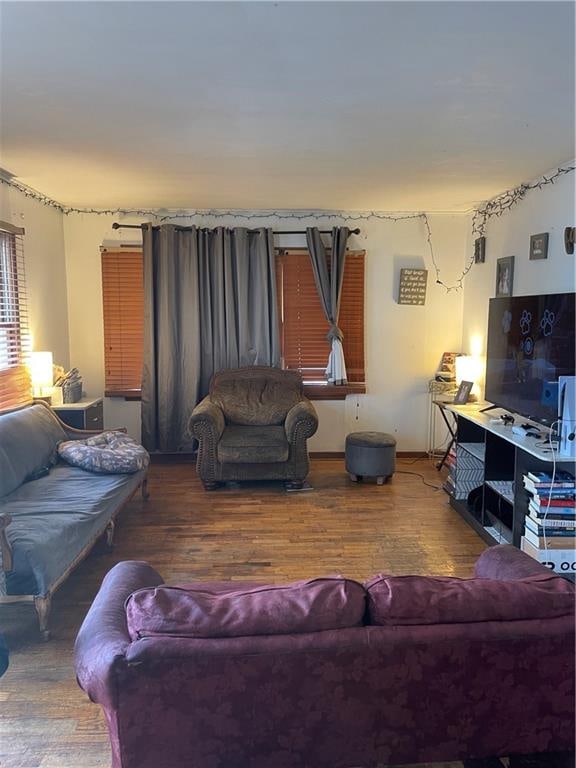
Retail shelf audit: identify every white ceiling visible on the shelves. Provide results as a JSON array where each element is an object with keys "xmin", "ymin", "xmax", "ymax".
[{"xmin": 1, "ymin": 1, "xmax": 574, "ymax": 212}]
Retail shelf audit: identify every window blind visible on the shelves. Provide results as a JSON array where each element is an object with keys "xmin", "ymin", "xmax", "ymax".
[
  {"xmin": 0, "ymin": 224, "xmax": 32, "ymax": 412},
  {"xmin": 101, "ymin": 249, "xmax": 144, "ymax": 396},
  {"xmin": 276, "ymin": 249, "xmax": 365, "ymax": 384}
]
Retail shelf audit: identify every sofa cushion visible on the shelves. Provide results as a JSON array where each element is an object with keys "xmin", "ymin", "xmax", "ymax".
[
  {"xmin": 365, "ymin": 573, "xmax": 575, "ymax": 626},
  {"xmin": 217, "ymin": 425, "xmax": 289, "ymax": 463},
  {"xmin": 0, "ymin": 405, "xmax": 67, "ymax": 498},
  {"xmin": 210, "ymin": 368, "xmax": 302, "ymax": 426},
  {"xmin": 3, "ymin": 464, "xmax": 145, "ymax": 596},
  {"xmin": 125, "ymin": 576, "xmax": 366, "ymax": 639},
  {"xmin": 58, "ymin": 431, "xmax": 150, "ymax": 474}
]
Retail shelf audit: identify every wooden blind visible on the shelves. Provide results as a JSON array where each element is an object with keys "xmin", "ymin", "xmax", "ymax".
[
  {"xmin": 101, "ymin": 249, "xmax": 144, "ymax": 396},
  {"xmin": 0, "ymin": 225, "xmax": 32, "ymax": 412},
  {"xmin": 276, "ymin": 249, "xmax": 365, "ymax": 383}
]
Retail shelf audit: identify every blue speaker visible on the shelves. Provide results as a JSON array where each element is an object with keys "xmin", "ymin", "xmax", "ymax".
[
  {"xmin": 558, "ymin": 376, "xmax": 576, "ymax": 459},
  {"xmin": 541, "ymin": 381, "xmax": 558, "ymax": 408}
]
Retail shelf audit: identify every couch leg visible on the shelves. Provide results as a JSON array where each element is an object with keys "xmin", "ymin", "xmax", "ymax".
[
  {"xmin": 203, "ymin": 481, "xmax": 219, "ymax": 491},
  {"xmin": 105, "ymin": 520, "xmax": 115, "ymax": 550},
  {"xmin": 348, "ymin": 473, "xmax": 359, "ymax": 482},
  {"xmin": 286, "ymin": 480, "xmax": 304, "ymax": 490},
  {"xmin": 141, "ymin": 476, "xmax": 150, "ymax": 501},
  {"xmin": 463, "ymin": 759, "xmax": 505, "ymax": 768},
  {"xmin": 34, "ymin": 595, "xmax": 52, "ymax": 641}
]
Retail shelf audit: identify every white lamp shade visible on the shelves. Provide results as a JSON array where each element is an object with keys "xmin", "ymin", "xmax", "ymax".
[
  {"xmin": 455, "ymin": 355, "xmax": 485, "ymax": 398},
  {"xmin": 30, "ymin": 351, "xmax": 53, "ymax": 395}
]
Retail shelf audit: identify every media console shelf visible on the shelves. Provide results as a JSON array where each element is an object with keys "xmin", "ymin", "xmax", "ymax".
[{"xmin": 445, "ymin": 404, "xmax": 576, "ymax": 558}]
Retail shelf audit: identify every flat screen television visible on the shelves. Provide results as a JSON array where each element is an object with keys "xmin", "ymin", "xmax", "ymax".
[{"xmin": 485, "ymin": 292, "xmax": 575, "ymax": 426}]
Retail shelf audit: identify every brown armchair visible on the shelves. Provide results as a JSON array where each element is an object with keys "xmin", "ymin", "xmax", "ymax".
[{"xmin": 189, "ymin": 367, "xmax": 318, "ymax": 490}]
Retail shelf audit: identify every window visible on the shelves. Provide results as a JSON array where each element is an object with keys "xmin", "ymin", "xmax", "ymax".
[
  {"xmin": 101, "ymin": 248, "xmax": 144, "ymax": 397},
  {"xmin": 276, "ymin": 248, "xmax": 365, "ymax": 399},
  {"xmin": 0, "ymin": 223, "xmax": 31, "ymax": 411}
]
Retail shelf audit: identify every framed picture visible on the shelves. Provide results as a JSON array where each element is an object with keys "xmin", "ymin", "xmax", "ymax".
[
  {"xmin": 474, "ymin": 236, "xmax": 486, "ymax": 263},
  {"xmin": 495, "ymin": 255, "xmax": 514, "ymax": 297},
  {"xmin": 453, "ymin": 380, "xmax": 473, "ymax": 405},
  {"xmin": 530, "ymin": 232, "xmax": 549, "ymax": 260}
]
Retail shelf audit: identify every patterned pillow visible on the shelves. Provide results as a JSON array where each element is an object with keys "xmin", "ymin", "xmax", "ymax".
[{"xmin": 58, "ymin": 432, "xmax": 150, "ymax": 474}]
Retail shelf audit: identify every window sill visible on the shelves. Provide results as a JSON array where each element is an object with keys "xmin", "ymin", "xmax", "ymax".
[
  {"xmin": 303, "ymin": 383, "xmax": 366, "ymax": 401},
  {"xmin": 105, "ymin": 389, "xmax": 142, "ymax": 401},
  {"xmin": 104, "ymin": 385, "xmax": 366, "ymax": 403}
]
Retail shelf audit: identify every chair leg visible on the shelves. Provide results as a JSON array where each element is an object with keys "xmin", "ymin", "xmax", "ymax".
[
  {"xmin": 34, "ymin": 594, "xmax": 52, "ymax": 641},
  {"xmin": 141, "ymin": 476, "xmax": 150, "ymax": 500}
]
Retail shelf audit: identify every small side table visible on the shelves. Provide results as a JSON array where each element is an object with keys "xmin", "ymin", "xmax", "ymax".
[
  {"xmin": 433, "ymin": 400, "xmax": 457, "ymax": 471},
  {"xmin": 52, "ymin": 397, "xmax": 104, "ymax": 431}
]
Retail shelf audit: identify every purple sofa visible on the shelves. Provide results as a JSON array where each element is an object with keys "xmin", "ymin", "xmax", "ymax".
[{"xmin": 75, "ymin": 545, "xmax": 575, "ymax": 768}]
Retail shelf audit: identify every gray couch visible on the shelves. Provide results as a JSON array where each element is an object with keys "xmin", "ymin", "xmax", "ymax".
[
  {"xmin": 0, "ymin": 402, "xmax": 148, "ymax": 639},
  {"xmin": 189, "ymin": 367, "xmax": 318, "ymax": 490}
]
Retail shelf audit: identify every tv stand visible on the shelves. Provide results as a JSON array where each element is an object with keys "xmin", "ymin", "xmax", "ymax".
[{"xmin": 444, "ymin": 404, "xmax": 575, "ymax": 575}]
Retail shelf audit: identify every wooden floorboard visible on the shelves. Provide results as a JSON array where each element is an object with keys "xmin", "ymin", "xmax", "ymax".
[{"xmin": 0, "ymin": 458, "xmax": 487, "ymax": 768}]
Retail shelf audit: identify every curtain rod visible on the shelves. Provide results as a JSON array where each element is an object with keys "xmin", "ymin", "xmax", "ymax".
[{"xmin": 111, "ymin": 223, "xmax": 360, "ymax": 235}]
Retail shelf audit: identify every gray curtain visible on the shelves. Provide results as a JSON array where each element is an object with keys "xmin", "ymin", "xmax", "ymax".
[
  {"xmin": 198, "ymin": 226, "xmax": 280, "ymax": 395},
  {"xmin": 306, "ymin": 226, "xmax": 350, "ymax": 385},
  {"xmin": 142, "ymin": 224, "xmax": 280, "ymax": 452}
]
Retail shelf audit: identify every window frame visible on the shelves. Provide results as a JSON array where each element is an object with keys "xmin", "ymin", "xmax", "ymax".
[
  {"xmin": 275, "ymin": 247, "xmax": 366, "ymax": 400},
  {"xmin": 101, "ymin": 247, "xmax": 144, "ymax": 399},
  {"xmin": 0, "ymin": 222, "xmax": 32, "ymax": 412}
]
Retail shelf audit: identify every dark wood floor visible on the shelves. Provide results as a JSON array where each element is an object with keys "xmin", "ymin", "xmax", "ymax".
[{"xmin": 0, "ymin": 458, "xmax": 488, "ymax": 768}]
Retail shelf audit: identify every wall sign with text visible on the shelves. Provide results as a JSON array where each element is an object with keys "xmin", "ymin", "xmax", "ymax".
[{"xmin": 398, "ymin": 268, "xmax": 428, "ymax": 305}]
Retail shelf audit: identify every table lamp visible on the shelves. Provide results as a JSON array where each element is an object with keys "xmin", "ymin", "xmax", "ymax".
[
  {"xmin": 31, "ymin": 351, "xmax": 54, "ymax": 400},
  {"xmin": 455, "ymin": 355, "xmax": 484, "ymax": 401}
]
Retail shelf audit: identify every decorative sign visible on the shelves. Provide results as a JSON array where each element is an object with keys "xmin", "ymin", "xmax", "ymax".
[{"xmin": 398, "ymin": 268, "xmax": 428, "ymax": 305}]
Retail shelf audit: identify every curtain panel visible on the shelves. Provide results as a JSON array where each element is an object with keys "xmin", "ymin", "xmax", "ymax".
[
  {"xmin": 142, "ymin": 224, "xmax": 279, "ymax": 452},
  {"xmin": 305, "ymin": 226, "xmax": 350, "ymax": 385}
]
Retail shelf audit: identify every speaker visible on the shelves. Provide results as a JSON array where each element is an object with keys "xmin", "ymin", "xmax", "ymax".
[
  {"xmin": 558, "ymin": 375, "xmax": 576, "ymax": 458},
  {"xmin": 541, "ymin": 380, "xmax": 558, "ymax": 408}
]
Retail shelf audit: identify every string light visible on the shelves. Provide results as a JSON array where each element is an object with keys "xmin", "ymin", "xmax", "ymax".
[
  {"xmin": 472, "ymin": 164, "xmax": 575, "ymax": 236},
  {"xmin": 0, "ymin": 176, "xmax": 451, "ymax": 286},
  {"xmin": 2, "ymin": 161, "xmax": 574, "ymax": 293}
]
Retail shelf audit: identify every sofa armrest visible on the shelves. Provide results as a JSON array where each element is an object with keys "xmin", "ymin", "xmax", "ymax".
[
  {"xmin": 188, "ymin": 397, "xmax": 225, "ymax": 443},
  {"xmin": 0, "ymin": 514, "xmax": 13, "ymax": 575},
  {"xmin": 61, "ymin": 425, "xmax": 128, "ymax": 441},
  {"xmin": 285, "ymin": 398, "xmax": 319, "ymax": 444},
  {"xmin": 74, "ymin": 561, "xmax": 163, "ymax": 710},
  {"xmin": 474, "ymin": 544, "xmax": 555, "ymax": 580}
]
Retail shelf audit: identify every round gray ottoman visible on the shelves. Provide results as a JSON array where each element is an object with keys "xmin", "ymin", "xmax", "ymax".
[{"xmin": 345, "ymin": 431, "xmax": 396, "ymax": 485}]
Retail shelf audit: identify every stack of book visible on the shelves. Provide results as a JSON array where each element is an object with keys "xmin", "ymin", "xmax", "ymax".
[
  {"xmin": 443, "ymin": 446, "xmax": 456, "ymax": 496},
  {"xmin": 521, "ymin": 470, "xmax": 575, "ymax": 573}
]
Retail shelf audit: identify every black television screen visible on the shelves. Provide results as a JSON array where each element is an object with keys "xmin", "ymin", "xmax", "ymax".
[{"xmin": 485, "ymin": 292, "xmax": 575, "ymax": 425}]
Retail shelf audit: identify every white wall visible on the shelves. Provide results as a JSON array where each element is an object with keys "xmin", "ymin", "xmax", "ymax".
[
  {"xmin": 5, "ymin": 168, "xmax": 572, "ymax": 451},
  {"xmin": 461, "ymin": 168, "xmax": 576, "ymax": 364},
  {"xmin": 0, "ymin": 184, "xmax": 69, "ymax": 368},
  {"xmin": 63, "ymin": 211, "xmax": 467, "ymax": 449}
]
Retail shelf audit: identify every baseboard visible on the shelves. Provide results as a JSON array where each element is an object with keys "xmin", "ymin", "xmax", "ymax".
[
  {"xmin": 151, "ymin": 451, "xmax": 427, "ymax": 463},
  {"xmin": 310, "ymin": 451, "xmax": 427, "ymax": 459},
  {"xmin": 150, "ymin": 453, "xmax": 196, "ymax": 464}
]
